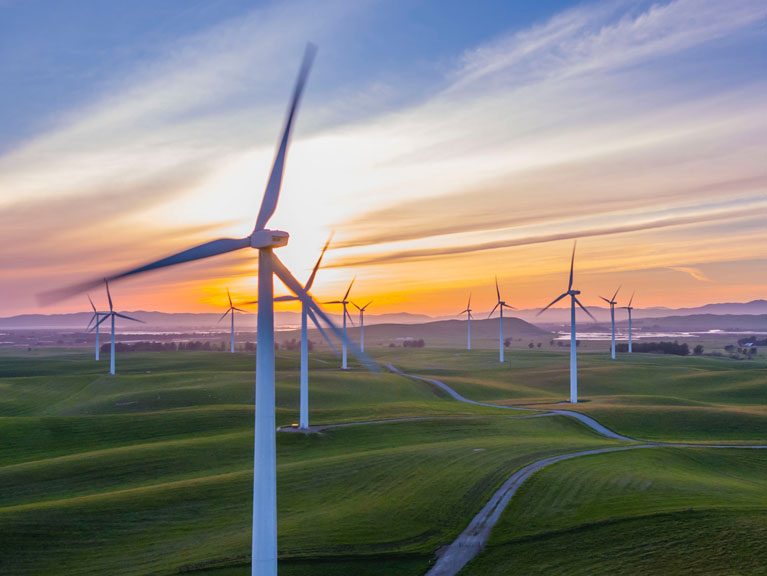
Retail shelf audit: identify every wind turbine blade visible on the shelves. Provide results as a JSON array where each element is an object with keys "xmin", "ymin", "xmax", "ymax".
[
  {"xmin": 271, "ymin": 254, "xmax": 378, "ymax": 372},
  {"xmin": 86, "ymin": 312, "xmax": 98, "ymax": 331},
  {"xmin": 568, "ymin": 240, "xmax": 577, "ymax": 291},
  {"xmin": 105, "ymin": 279, "xmax": 113, "ymax": 312},
  {"xmin": 306, "ymin": 307, "xmax": 339, "ymax": 355},
  {"xmin": 218, "ymin": 309, "xmax": 232, "ymax": 323},
  {"xmin": 88, "ymin": 295, "xmax": 97, "ymax": 313},
  {"xmin": 227, "ymin": 288, "xmax": 233, "ymax": 308},
  {"xmin": 343, "ymin": 276, "xmax": 356, "ymax": 301},
  {"xmin": 351, "ymin": 302, "xmax": 361, "ymax": 311},
  {"xmin": 273, "ymin": 295, "xmax": 298, "ymax": 302},
  {"xmin": 612, "ymin": 285, "xmax": 621, "ymax": 303},
  {"xmin": 495, "ymin": 276, "xmax": 501, "ymax": 302},
  {"xmin": 503, "ymin": 303, "xmax": 516, "ymax": 310},
  {"xmin": 39, "ymin": 237, "xmax": 252, "ymax": 304},
  {"xmin": 254, "ymin": 43, "xmax": 317, "ymax": 232},
  {"xmin": 345, "ymin": 307, "xmax": 355, "ymax": 327},
  {"xmin": 574, "ymin": 297, "xmax": 596, "ymax": 321},
  {"xmin": 467, "ymin": 293, "xmax": 472, "ymax": 309},
  {"xmin": 232, "ymin": 307, "xmax": 248, "ymax": 313},
  {"xmin": 324, "ymin": 300, "xmax": 343, "ymax": 304},
  {"xmin": 488, "ymin": 302, "xmax": 499, "ymax": 319},
  {"xmin": 537, "ymin": 292, "xmax": 568, "ymax": 316},
  {"xmin": 114, "ymin": 313, "xmax": 145, "ymax": 323},
  {"xmin": 363, "ymin": 300, "xmax": 373, "ymax": 310},
  {"xmin": 599, "ymin": 296, "xmax": 611, "ymax": 304},
  {"xmin": 628, "ymin": 291, "xmax": 635, "ymax": 308},
  {"xmin": 88, "ymin": 314, "xmax": 111, "ymax": 332},
  {"xmin": 305, "ymin": 233, "xmax": 333, "ymax": 291}
]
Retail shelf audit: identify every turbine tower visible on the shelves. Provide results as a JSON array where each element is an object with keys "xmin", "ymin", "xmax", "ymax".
[
  {"xmin": 599, "ymin": 285, "xmax": 621, "ymax": 360},
  {"xmin": 41, "ymin": 45, "xmax": 376, "ymax": 576},
  {"xmin": 326, "ymin": 278, "xmax": 355, "ymax": 369},
  {"xmin": 458, "ymin": 294, "xmax": 473, "ymax": 350},
  {"xmin": 537, "ymin": 241, "xmax": 595, "ymax": 404},
  {"xmin": 488, "ymin": 277, "xmax": 515, "ymax": 363},
  {"xmin": 352, "ymin": 300, "xmax": 373, "ymax": 352},
  {"xmin": 252, "ymin": 237, "xmax": 337, "ymax": 430},
  {"xmin": 89, "ymin": 280, "xmax": 144, "ymax": 375},
  {"xmin": 86, "ymin": 295, "xmax": 107, "ymax": 361},
  {"xmin": 219, "ymin": 288, "xmax": 247, "ymax": 353},
  {"xmin": 622, "ymin": 291, "xmax": 635, "ymax": 353}
]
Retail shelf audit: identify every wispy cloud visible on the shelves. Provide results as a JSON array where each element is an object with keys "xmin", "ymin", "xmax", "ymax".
[{"xmin": 668, "ymin": 266, "xmax": 714, "ymax": 283}]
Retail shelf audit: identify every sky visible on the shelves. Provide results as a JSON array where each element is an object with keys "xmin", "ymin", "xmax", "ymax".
[{"xmin": 1, "ymin": 0, "xmax": 765, "ymax": 317}]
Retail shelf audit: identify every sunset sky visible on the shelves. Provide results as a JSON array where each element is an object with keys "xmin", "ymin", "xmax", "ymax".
[{"xmin": 1, "ymin": 0, "xmax": 765, "ymax": 317}]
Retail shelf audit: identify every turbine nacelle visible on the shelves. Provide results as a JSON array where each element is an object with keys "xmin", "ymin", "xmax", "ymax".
[
  {"xmin": 568, "ymin": 289, "xmax": 580, "ymax": 296},
  {"xmin": 251, "ymin": 229, "xmax": 289, "ymax": 249}
]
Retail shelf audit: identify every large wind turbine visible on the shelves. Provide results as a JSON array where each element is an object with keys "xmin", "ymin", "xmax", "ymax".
[
  {"xmin": 458, "ymin": 294, "xmax": 473, "ymax": 350},
  {"xmin": 252, "ymin": 237, "xmax": 337, "ymax": 430},
  {"xmin": 488, "ymin": 277, "xmax": 515, "ymax": 363},
  {"xmin": 352, "ymin": 300, "xmax": 372, "ymax": 352},
  {"xmin": 599, "ymin": 285, "xmax": 621, "ymax": 360},
  {"xmin": 89, "ymin": 280, "xmax": 144, "ymax": 375},
  {"xmin": 41, "ymin": 45, "xmax": 375, "ymax": 576},
  {"xmin": 86, "ymin": 295, "xmax": 107, "ymax": 361},
  {"xmin": 622, "ymin": 291, "xmax": 636, "ymax": 353},
  {"xmin": 219, "ymin": 288, "xmax": 247, "ymax": 353},
  {"xmin": 326, "ymin": 278, "xmax": 355, "ymax": 369},
  {"xmin": 537, "ymin": 242, "xmax": 595, "ymax": 404}
]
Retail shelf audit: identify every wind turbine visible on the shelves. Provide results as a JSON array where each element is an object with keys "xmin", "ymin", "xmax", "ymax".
[
  {"xmin": 250, "ymin": 237, "xmax": 337, "ymax": 430},
  {"xmin": 41, "ymin": 45, "xmax": 376, "ymax": 576},
  {"xmin": 219, "ymin": 288, "xmax": 247, "ymax": 353},
  {"xmin": 326, "ymin": 278, "xmax": 355, "ymax": 369},
  {"xmin": 488, "ymin": 277, "xmax": 515, "ymax": 363},
  {"xmin": 89, "ymin": 280, "xmax": 144, "ymax": 375},
  {"xmin": 86, "ymin": 295, "xmax": 107, "ymax": 361},
  {"xmin": 537, "ymin": 241, "xmax": 595, "ymax": 404},
  {"xmin": 622, "ymin": 291, "xmax": 635, "ymax": 353},
  {"xmin": 458, "ymin": 294, "xmax": 473, "ymax": 350},
  {"xmin": 599, "ymin": 285, "xmax": 621, "ymax": 360},
  {"xmin": 352, "ymin": 300, "xmax": 373, "ymax": 352}
]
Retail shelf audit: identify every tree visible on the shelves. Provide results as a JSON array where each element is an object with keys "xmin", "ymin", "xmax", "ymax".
[
  {"xmin": 693, "ymin": 344, "xmax": 704, "ymax": 355},
  {"xmin": 528, "ymin": 342, "xmax": 534, "ymax": 349}
]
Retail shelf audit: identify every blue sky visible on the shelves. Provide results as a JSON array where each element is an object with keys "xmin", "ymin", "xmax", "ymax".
[{"xmin": 0, "ymin": 0, "xmax": 765, "ymax": 315}]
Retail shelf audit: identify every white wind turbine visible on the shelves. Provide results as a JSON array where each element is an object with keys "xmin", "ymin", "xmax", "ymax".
[
  {"xmin": 250, "ymin": 237, "xmax": 338, "ymax": 430},
  {"xmin": 86, "ymin": 295, "xmax": 108, "ymax": 361},
  {"xmin": 326, "ymin": 278, "xmax": 355, "ymax": 369},
  {"xmin": 41, "ymin": 45, "xmax": 375, "ymax": 576},
  {"xmin": 599, "ymin": 286, "xmax": 621, "ymax": 360},
  {"xmin": 458, "ymin": 294, "xmax": 473, "ymax": 350},
  {"xmin": 488, "ymin": 277, "xmax": 515, "ymax": 363},
  {"xmin": 537, "ymin": 241, "xmax": 595, "ymax": 404},
  {"xmin": 219, "ymin": 288, "xmax": 247, "ymax": 353},
  {"xmin": 352, "ymin": 300, "xmax": 373, "ymax": 352},
  {"xmin": 89, "ymin": 280, "xmax": 144, "ymax": 375},
  {"xmin": 622, "ymin": 291, "xmax": 636, "ymax": 353}
]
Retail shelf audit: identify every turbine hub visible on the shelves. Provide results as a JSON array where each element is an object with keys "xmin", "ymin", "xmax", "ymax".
[
  {"xmin": 569, "ymin": 290, "xmax": 580, "ymax": 295},
  {"xmin": 251, "ymin": 229, "xmax": 289, "ymax": 249}
]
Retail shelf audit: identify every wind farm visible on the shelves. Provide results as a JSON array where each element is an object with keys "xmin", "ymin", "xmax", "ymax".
[{"xmin": 1, "ymin": 2, "xmax": 767, "ymax": 576}]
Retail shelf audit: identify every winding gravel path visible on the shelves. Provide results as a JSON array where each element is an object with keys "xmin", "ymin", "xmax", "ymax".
[{"xmin": 383, "ymin": 364, "xmax": 767, "ymax": 576}]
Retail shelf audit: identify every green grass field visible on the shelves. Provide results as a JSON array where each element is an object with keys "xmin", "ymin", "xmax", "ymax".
[{"xmin": 1, "ymin": 346, "xmax": 765, "ymax": 574}]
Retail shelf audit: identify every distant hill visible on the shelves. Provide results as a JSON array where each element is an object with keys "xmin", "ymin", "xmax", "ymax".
[{"xmin": 620, "ymin": 314, "xmax": 767, "ymax": 332}]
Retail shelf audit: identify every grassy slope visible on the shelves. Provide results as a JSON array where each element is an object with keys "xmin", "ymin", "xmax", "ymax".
[
  {"xmin": 462, "ymin": 447, "xmax": 767, "ymax": 575},
  {"xmin": 0, "ymin": 350, "xmax": 618, "ymax": 576},
  {"xmin": 375, "ymin": 347, "xmax": 767, "ymax": 442}
]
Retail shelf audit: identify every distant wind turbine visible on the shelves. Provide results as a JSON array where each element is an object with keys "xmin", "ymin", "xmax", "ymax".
[
  {"xmin": 326, "ymin": 277, "xmax": 355, "ymax": 369},
  {"xmin": 537, "ymin": 241, "xmax": 596, "ymax": 404},
  {"xmin": 488, "ymin": 277, "xmax": 515, "ymax": 363},
  {"xmin": 41, "ymin": 45, "xmax": 376, "ymax": 576},
  {"xmin": 219, "ymin": 288, "xmax": 247, "ymax": 353},
  {"xmin": 89, "ymin": 280, "xmax": 144, "ymax": 375},
  {"xmin": 622, "ymin": 291, "xmax": 636, "ymax": 353},
  {"xmin": 86, "ymin": 295, "xmax": 107, "ymax": 361},
  {"xmin": 599, "ymin": 285, "xmax": 621, "ymax": 360},
  {"xmin": 352, "ymin": 300, "xmax": 373, "ymax": 352},
  {"xmin": 458, "ymin": 294, "xmax": 473, "ymax": 350}
]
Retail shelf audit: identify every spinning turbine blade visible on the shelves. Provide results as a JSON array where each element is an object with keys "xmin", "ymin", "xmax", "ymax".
[
  {"xmin": 254, "ymin": 43, "xmax": 317, "ymax": 232},
  {"xmin": 363, "ymin": 300, "xmax": 373, "ymax": 310},
  {"xmin": 232, "ymin": 307, "xmax": 247, "ymax": 313},
  {"xmin": 468, "ymin": 293, "xmax": 471, "ymax": 309},
  {"xmin": 343, "ymin": 276, "xmax": 356, "ymax": 301},
  {"xmin": 537, "ymin": 293, "xmax": 568, "ymax": 316},
  {"xmin": 345, "ymin": 307, "xmax": 355, "ymax": 327},
  {"xmin": 568, "ymin": 240, "xmax": 577, "ymax": 291},
  {"xmin": 114, "ymin": 313, "xmax": 144, "ymax": 323},
  {"xmin": 495, "ymin": 276, "xmax": 501, "ymax": 302},
  {"xmin": 306, "ymin": 307, "xmax": 338, "ymax": 355},
  {"xmin": 227, "ymin": 288, "xmax": 233, "ymax": 308},
  {"xmin": 611, "ymin": 285, "xmax": 621, "ymax": 302},
  {"xmin": 574, "ymin": 297, "xmax": 596, "ymax": 321},
  {"xmin": 88, "ymin": 295, "xmax": 97, "ymax": 313},
  {"xmin": 271, "ymin": 254, "xmax": 377, "ymax": 372},
  {"xmin": 218, "ymin": 309, "xmax": 232, "ymax": 322},
  {"xmin": 305, "ymin": 234, "xmax": 332, "ymax": 291},
  {"xmin": 351, "ymin": 302, "xmax": 361, "ymax": 311},
  {"xmin": 106, "ymin": 280, "xmax": 113, "ymax": 312},
  {"xmin": 599, "ymin": 296, "xmax": 611, "ymax": 304},
  {"xmin": 488, "ymin": 302, "xmax": 499, "ymax": 319},
  {"xmin": 88, "ymin": 314, "xmax": 110, "ymax": 332},
  {"xmin": 628, "ymin": 291, "xmax": 635, "ymax": 307}
]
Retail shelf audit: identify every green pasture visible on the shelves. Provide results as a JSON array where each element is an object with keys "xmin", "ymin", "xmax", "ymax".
[{"xmin": 463, "ymin": 447, "xmax": 767, "ymax": 575}]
